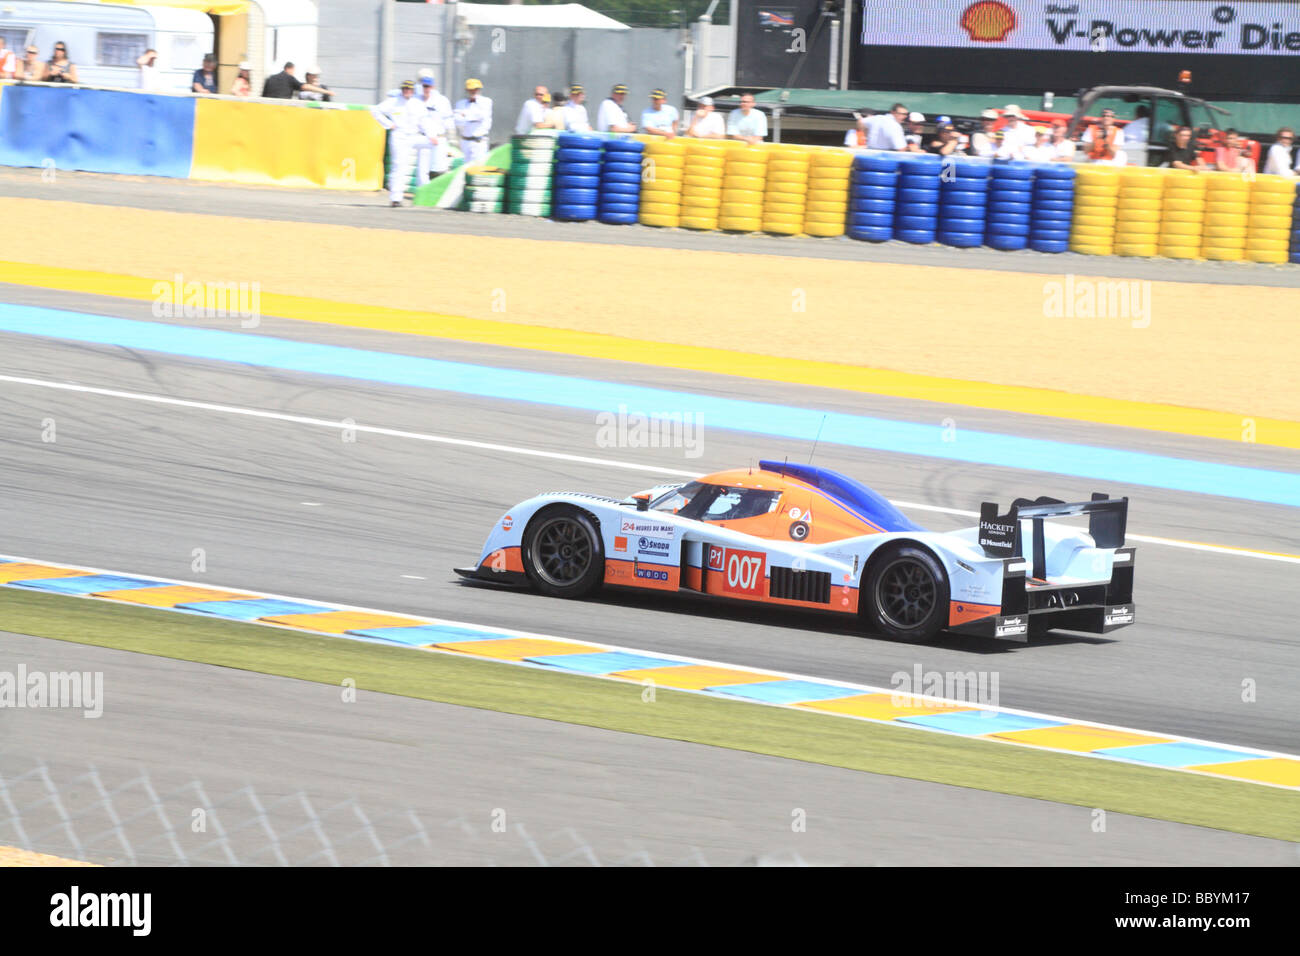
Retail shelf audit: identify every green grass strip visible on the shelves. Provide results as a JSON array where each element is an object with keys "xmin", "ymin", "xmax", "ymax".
[{"xmin": 2, "ymin": 587, "xmax": 1295, "ymax": 842}]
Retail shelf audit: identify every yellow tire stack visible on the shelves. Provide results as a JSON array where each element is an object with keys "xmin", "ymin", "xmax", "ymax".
[
  {"xmin": 762, "ymin": 145, "xmax": 811, "ymax": 235},
  {"xmin": 1156, "ymin": 169, "xmax": 1207, "ymax": 260},
  {"xmin": 718, "ymin": 144, "xmax": 769, "ymax": 232},
  {"xmin": 1069, "ymin": 166, "xmax": 1121, "ymax": 255},
  {"xmin": 802, "ymin": 147, "xmax": 852, "ymax": 237},
  {"xmin": 638, "ymin": 140, "xmax": 686, "ymax": 228},
  {"xmin": 678, "ymin": 140, "xmax": 727, "ymax": 231},
  {"xmin": 1113, "ymin": 167, "xmax": 1164, "ymax": 257},
  {"xmin": 1199, "ymin": 171, "xmax": 1251, "ymax": 261},
  {"xmin": 1244, "ymin": 174, "xmax": 1297, "ymax": 264}
]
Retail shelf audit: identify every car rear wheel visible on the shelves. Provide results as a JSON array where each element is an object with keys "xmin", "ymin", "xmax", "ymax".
[
  {"xmin": 865, "ymin": 546, "xmax": 949, "ymax": 642},
  {"xmin": 522, "ymin": 506, "xmax": 604, "ymax": 598}
]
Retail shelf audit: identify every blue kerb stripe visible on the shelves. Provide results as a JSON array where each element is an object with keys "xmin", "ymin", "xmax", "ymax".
[
  {"xmin": 1095, "ymin": 741, "xmax": 1258, "ymax": 768},
  {"xmin": 11, "ymin": 574, "xmax": 167, "ymax": 595},
  {"xmin": 896, "ymin": 711, "xmax": 1064, "ymax": 735},
  {"xmin": 525, "ymin": 651, "xmax": 692, "ymax": 674},
  {"xmin": 351, "ymin": 625, "xmax": 519, "ymax": 645},
  {"xmin": 3, "ymin": 305, "xmax": 1297, "ymax": 507},
  {"xmin": 705, "ymin": 679, "xmax": 863, "ymax": 704},
  {"xmin": 178, "ymin": 598, "xmax": 328, "ymax": 620}
]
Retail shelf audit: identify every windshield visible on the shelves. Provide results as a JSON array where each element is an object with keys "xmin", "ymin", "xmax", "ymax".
[{"xmin": 651, "ymin": 481, "xmax": 703, "ymax": 513}]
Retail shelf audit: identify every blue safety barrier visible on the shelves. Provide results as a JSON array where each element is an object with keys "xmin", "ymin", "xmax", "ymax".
[
  {"xmin": 847, "ymin": 152, "xmax": 900, "ymax": 242},
  {"xmin": 985, "ymin": 160, "xmax": 1035, "ymax": 251},
  {"xmin": 598, "ymin": 135, "xmax": 644, "ymax": 225},
  {"xmin": 552, "ymin": 132, "xmax": 604, "ymax": 221},
  {"xmin": 938, "ymin": 157, "xmax": 990, "ymax": 248},
  {"xmin": 1028, "ymin": 162, "xmax": 1076, "ymax": 253},
  {"xmin": 893, "ymin": 154, "xmax": 942, "ymax": 244}
]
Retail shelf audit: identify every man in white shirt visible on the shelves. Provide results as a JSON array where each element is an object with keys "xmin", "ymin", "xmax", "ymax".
[
  {"xmin": 641, "ymin": 89, "xmax": 679, "ymax": 138},
  {"xmin": 564, "ymin": 85, "xmax": 592, "ymax": 132},
  {"xmin": 454, "ymin": 78, "xmax": 493, "ymax": 167},
  {"xmin": 968, "ymin": 109, "xmax": 999, "ymax": 157},
  {"xmin": 597, "ymin": 84, "xmax": 636, "ymax": 133},
  {"xmin": 417, "ymin": 71, "xmax": 455, "ymax": 182},
  {"xmin": 136, "ymin": 48, "xmax": 161, "ymax": 91},
  {"xmin": 686, "ymin": 96, "xmax": 725, "ymax": 138},
  {"xmin": 515, "ymin": 86, "xmax": 551, "ymax": 136},
  {"xmin": 372, "ymin": 80, "xmax": 436, "ymax": 205},
  {"xmin": 726, "ymin": 93, "xmax": 767, "ymax": 144},
  {"xmin": 1049, "ymin": 123, "xmax": 1077, "ymax": 162},
  {"xmin": 1023, "ymin": 127, "xmax": 1055, "ymax": 162},
  {"xmin": 1124, "ymin": 105, "xmax": 1151, "ymax": 145},
  {"xmin": 864, "ymin": 104, "xmax": 909, "ymax": 151},
  {"xmin": 1263, "ymin": 128, "xmax": 1296, "ymax": 176},
  {"xmin": 995, "ymin": 105, "xmax": 1037, "ymax": 159}
]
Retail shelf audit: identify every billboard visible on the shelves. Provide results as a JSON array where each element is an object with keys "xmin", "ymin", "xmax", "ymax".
[{"xmin": 861, "ymin": 1, "xmax": 1300, "ymax": 55}]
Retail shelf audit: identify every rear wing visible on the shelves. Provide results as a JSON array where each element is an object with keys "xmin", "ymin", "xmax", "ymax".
[{"xmin": 978, "ymin": 493, "xmax": 1129, "ymax": 578}]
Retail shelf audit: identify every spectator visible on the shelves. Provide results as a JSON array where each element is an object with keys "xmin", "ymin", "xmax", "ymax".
[
  {"xmin": 968, "ymin": 108, "xmax": 999, "ymax": 158},
  {"xmin": 0, "ymin": 37, "xmax": 15, "ymax": 79},
  {"xmin": 564, "ymin": 85, "xmax": 592, "ymax": 132},
  {"xmin": 515, "ymin": 85, "xmax": 551, "ymax": 136},
  {"xmin": 686, "ymin": 96, "xmax": 725, "ymax": 138},
  {"xmin": 844, "ymin": 111, "xmax": 871, "ymax": 148},
  {"xmin": 547, "ymin": 90, "xmax": 569, "ymax": 129},
  {"xmin": 297, "ymin": 67, "xmax": 333, "ymax": 102},
  {"xmin": 727, "ymin": 93, "xmax": 767, "ymax": 144},
  {"xmin": 416, "ymin": 71, "xmax": 454, "ymax": 183},
  {"xmin": 597, "ymin": 84, "xmax": 636, "ymax": 133},
  {"xmin": 42, "ymin": 42, "xmax": 78, "ymax": 84},
  {"xmin": 192, "ymin": 54, "xmax": 217, "ymax": 94},
  {"xmin": 372, "ymin": 80, "xmax": 436, "ymax": 206},
  {"xmin": 1214, "ymin": 129, "xmax": 1247, "ymax": 172},
  {"xmin": 1164, "ymin": 125, "xmax": 1205, "ymax": 171},
  {"xmin": 262, "ymin": 62, "xmax": 301, "ymax": 98},
  {"xmin": 230, "ymin": 61, "xmax": 252, "ymax": 97},
  {"xmin": 996, "ymin": 104, "xmax": 1036, "ymax": 159},
  {"xmin": 16, "ymin": 45, "xmax": 41, "ymax": 81},
  {"xmin": 136, "ymin": 49, "xmax": 161, "ymax": 91},
  {"xmin": 1082, "ymin": 107, "xmax": 1127, "ymax": 165},
  {"xmin": 1048, "ymin": 123, "xmax": 1076, "ymax": 162},
  {"xmin": 418, "ymin": 71, "xmax": 454, "ymax": 132},
  {"xmin": 904, "ymin": 111, "xmax": 926, "ymax": 151},
  {"xmin": 454, "ymin": 78, "xmax": 493, "ymax": 167},
  {"xmin": 641, "ymin": 89, "xmax": 679, "ymax": 138},
  {"xmin": 864, "ymin": 103, "xmax": 909, "ymax": 151},
  {"xmin": 925, "ymin": 117, "xmax": 963, "ymax": 156},
  {"xmin": 1263, "ymin": 128, "xmax": 1296, "ymax": 176},
  {"xmin": 1125, "ymin": 104, "xmax": 1151, "ymax": 144},
  {"xmin": 1023, "ymin": 126, "xmax": 1054, "ymax": 162}
]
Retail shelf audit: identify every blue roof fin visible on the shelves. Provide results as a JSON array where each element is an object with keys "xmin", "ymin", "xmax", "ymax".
[{"xmin": 759, "ymin": 459, "xmax": 926, "ymax": 533}]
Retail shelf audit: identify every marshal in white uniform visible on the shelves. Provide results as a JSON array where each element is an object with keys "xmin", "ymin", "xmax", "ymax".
[
  {"xmin": 454, "ymin": 80, "xmax": 494, "ymax": 168},
  {"xmin": 372, "ymin": 83, "xmax": 436, "ymax": 204}
]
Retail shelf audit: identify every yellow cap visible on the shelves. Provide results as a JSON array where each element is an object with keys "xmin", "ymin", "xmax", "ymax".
[{"xmin": 465, "ymin": 78, "xmax": 483, "ymax": 90}]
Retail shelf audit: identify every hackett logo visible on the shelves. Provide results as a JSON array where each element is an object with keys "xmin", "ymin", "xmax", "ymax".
[{"xmin": 961, "ymin": 0, "xmax": 1017, "ymax": 41}]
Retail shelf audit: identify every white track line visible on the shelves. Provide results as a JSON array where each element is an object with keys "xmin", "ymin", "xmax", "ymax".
[
  {"xmin": 2, "ymin": 372, "xmax": 1298, "ymax": 566},
  {"xmin": 3, "ymin": 551, "xmax": 1298, "ymax": 783}
]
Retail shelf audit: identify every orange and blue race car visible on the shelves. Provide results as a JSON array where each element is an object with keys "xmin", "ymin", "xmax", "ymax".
[{"xmin": 455, "ymin": 460, "xmax": 1135, "ymax": 642}]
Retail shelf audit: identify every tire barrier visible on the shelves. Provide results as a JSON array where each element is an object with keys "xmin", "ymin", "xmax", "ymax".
[
  {"xmin": 984, "ymin": 160, "xmax": 1034, "ymax": 251},
  {"xmin": 1114, "ymin": 167, "xmax": 1165, "ymax": 258},
  {"xmin": 464, "ymin": 168, "xmax": 506, "ymax": 213},
  {"xmin": 937, "ymin": 157, "xmax": 990, "ymax": 249},
  {"xmin": 507, "ymin": 132, "xmax": 556, "ymax": 217},
  {"xmin": 1070, "ymin": 166, "xmax": 1121, "ymax": 256},
  {"xmin": 679, "ymin": 139, "xmax": 727, "ymax": 231},
  {"xmin": 1244, "ymin": 174, "xmax": 1296, "ymax": 264},
  {"xmin": 803, "ymin": 147, "xmax": 852, "ymax": 237},
  {"xmin": 847, "ymin": 152, "xmax": 899, "ymax": 242},
  {"xmin": 1028, "ymin": 163, "xmax": 1075, "ymax": 254},
  {"xmin": 1199, "ymin": 170, "xmax": 1251, "ymax": 262},
  {"xmin": 597, "ymin": 136, "xmax": 643, "ymax": 225},
  {"xmin": 894, "ymin": 154, "xmax": 942, "ymax": 245},
  {"xmin": 1292, "ymin": 191, "xmax": 1300, "ymax": 265},
  {"xmin": 1158, "ymin": 169, "xmax": 1207, "ymax": 260},
  {"xmin": 763, "ymin": 145, "xmax": 811, "ymax": 235},
  {"xmin": 719, "ymin": 143, "xmax": 769, "ymax": 232},
  {"xmin": 639, "ymin": 139, "xmax": 685, "ymax": 227},
  {"xmin": 552, "ymin": 131, "xmax": 604, "ymax": 221}
]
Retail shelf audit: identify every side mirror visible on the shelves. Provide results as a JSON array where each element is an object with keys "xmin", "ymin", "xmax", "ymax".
[{"xmin": 634, "ymin": 493, "xmax": 650, "ymax": 512}]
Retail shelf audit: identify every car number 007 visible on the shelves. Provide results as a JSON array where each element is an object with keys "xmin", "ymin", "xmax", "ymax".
[{"xmin": 728, "ymin": 554, "xmax": 761, "ymax": 590}]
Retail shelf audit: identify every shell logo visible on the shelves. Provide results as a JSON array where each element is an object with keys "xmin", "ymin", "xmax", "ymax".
[{"xmin": 960, "ymin": 0, "xmax": 1017, "ymax": 42}]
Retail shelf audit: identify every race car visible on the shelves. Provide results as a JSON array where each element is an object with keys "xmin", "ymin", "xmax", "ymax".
[{"xmin": 455, "ymin": 460, "xmax": 1135, "ymax": 642}]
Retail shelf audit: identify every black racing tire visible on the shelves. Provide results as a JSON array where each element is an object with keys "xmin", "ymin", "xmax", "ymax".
[
  {"xmin": 863, "ymin": 545, "xmax": 950, "ymax": 642},
  {"xmin": 521, "ymin": 505, "xmax": 604, "ymax": 598}
]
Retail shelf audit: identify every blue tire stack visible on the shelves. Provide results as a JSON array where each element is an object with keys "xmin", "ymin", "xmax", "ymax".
[
  {"xmin": 937, "ymin": 159, "xmax": 990, "ymax": 248},
  {"xmin": 984, "ymin": 161, "xmax": 1035, "ymax": 251},
  {"xmin": 847, "ymin": 153, "xmax": 899, "ymax": 242},
  {"xmin": 1291, "ymin": 192, "xmax": 1300, "ymax": 264},
  {"xmin": 1028, "ymin": 164, "xmax": 1076, "ymax": 253},
  {"xmin": 553, "ymin": 132, "xmax": 604, "ymax": 221},
  {"xmin": 598, "ymin": 136, "xmax": 643, "ymax": 225},
  {"xmin": 894, "ymin": 154, "xmax": 942, "ymax": 244}
]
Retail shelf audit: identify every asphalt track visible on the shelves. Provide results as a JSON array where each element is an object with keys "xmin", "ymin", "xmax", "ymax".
[
  {"xmin": 5, "ymin": 167, "xmax": 1300, "ymax": 288},
  {"xmin": 1, "ymin": 283, "xmax": 1297, "ymax": 763},
  {"xmin": 4, "ymin": 631, "xmax": 1291, "ymax": 865}
]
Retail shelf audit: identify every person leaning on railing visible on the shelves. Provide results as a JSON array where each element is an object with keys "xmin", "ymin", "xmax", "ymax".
[
  {"xmin": 16, "ymin": 45, "xmax": 42, "ymax": 81},
  {"xmin": 1164, "ymin": 126, "xmax": 1206, "ymax": 171},
  {"xmin": 0, "ymin": 37, "xmax": 14, "ymax": 79},
  {"xmin": 42, "ymin": 41, "xmax": 78, "ymax": 84},
  {"xmin": 1262, "ymin": 128, "xmax": 1297, "ymax": 177}
]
